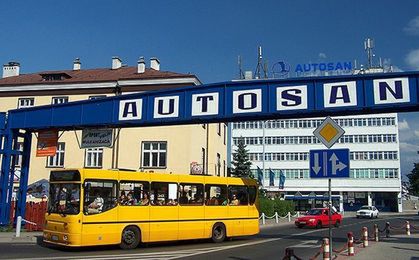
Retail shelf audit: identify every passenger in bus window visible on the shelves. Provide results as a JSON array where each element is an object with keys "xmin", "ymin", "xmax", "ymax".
[
  {"xmin": 88, "ymin": 192, "xmax": 104, "ymax": 213},
  {"xmin": 140, "ymin": 192, "xmax": 149, "ymax": 205},
  {"xmin": 229, "ymin": 195, "xmax": 239, "ymax": 206},
  {"xmin": 119, "ymin": 191, "xmax": 127, "ymax": 205},
  {"xmin": 126, "ymin": 192, "xmax": 136, "ymax": 205}
]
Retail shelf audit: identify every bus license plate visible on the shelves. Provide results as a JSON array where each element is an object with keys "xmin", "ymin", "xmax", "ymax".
[{"xmin": 51, "ymin": 235, "xmax": 58, "ymax": 241}]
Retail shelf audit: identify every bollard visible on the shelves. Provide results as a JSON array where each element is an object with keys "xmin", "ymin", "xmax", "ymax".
[
  {"xmin": 362, "ymin": 227, "xmax": 368, "ymax": 247},
  {"xmin": 16, "ymin": 216, "xmax": 22, "ymax": 238},
  {"xmin": 262, "ymin": 213, "xmax": 266, "ymax": 225},
  {"xmin": 385, "ymin": 222, "xmax": 390, "ymax": 238},
  {"xmin": 406, "ymin": 221, "xmax": 410, "ymax": 236},
  {"xmin": 275, "ymin": 212, "xmax": 279, "ymax": 224},
  {"xmin": 284, "ymin": 248, "xmax": 294, "ymax": 260},
  {"xmin": 288, "ymin": 212, "xmax": 291, "ymax": 222},
  {"xmin": 323, "ymin": 238, "xmax": 330, "ymax": 260},
  {"xmin": 347, "ymin": 232, "xmax": 354, "ymax": 256},
  {"xmin": 374, "ymin": 224, "xmax": 379, "ymax": 242}
]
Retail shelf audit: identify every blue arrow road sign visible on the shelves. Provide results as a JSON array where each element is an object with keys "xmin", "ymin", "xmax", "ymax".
[{"xmin": 309, "ymin": 149, "xmax": 350, "ymax": 178}]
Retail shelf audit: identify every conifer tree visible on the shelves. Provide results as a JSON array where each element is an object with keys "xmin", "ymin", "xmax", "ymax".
[
  {"xmin": 231, "ymin": 137, "xmax": 253, "ymax": 178},
  {"xmin": 408, "ymin": 163, "xmax": 419, "ymax": 196}
]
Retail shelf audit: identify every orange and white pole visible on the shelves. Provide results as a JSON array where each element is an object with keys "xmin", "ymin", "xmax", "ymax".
[
  {"xmin": 406, "ymin": 221, "xmax": 411, "ymax": 236},
  {"xmin": 362, "ymin": 227, "xmax": 368, "ymax": 247},
  {"xmin": 374, "ymin": 224, "xmax": 379, "ymax": 242},
  {"xmin": 347, "ymin": 232, "xmax": 354, "ymax": 256},
  {"xmin": 323, "ymin": 237, "xmax": 330, "ymax": 260}
]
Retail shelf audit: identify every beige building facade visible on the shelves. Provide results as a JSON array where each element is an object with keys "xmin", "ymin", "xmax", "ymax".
[{"xmin": 0, "ymin": 57, "xmax": 227, "ymax": 185}]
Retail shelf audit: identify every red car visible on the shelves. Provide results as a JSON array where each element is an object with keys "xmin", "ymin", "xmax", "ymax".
[{"xmin": 295, "ymin": 208, "xmax": 342, "ymax": 228}]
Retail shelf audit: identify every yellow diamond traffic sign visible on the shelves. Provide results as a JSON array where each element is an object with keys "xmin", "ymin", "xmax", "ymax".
[{"xmin": 313, "ymin": 117, "xmax": 345, "ymax": 148}]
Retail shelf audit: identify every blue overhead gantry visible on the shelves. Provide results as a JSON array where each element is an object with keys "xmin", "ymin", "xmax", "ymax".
[{"xmin": 0, "ymin": 71, "xmax": 419, "ymax": 224}]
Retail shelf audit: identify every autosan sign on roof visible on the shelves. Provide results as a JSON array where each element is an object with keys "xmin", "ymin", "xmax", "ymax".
[{"xmin": 7, "ymin": 72, "xmax": 419, "ymax": 130}]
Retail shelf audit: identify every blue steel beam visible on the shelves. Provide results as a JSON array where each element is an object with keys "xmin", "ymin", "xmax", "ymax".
[{"xmin": 6, "ymin": 71, "xmax": 419, "ymax": 131}]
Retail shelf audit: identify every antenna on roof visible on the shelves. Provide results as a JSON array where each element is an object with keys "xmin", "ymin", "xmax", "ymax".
[
  {"xmin": 238, "ymin": 55, "xmax": 244, "ymax": 79},
  {"xmin": 254, "ymin": 46, "xmax": 268, "ymax": 79}
]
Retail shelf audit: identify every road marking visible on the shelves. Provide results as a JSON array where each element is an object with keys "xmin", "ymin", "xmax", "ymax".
[{"xmin": 11, "ymin": 215, "xmax": 406, "ymax": 260}]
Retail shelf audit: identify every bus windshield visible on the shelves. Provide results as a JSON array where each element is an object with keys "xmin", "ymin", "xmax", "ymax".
[{"xmin": 48, "ymin": 183, "xmax": 80, "ymax": 215}]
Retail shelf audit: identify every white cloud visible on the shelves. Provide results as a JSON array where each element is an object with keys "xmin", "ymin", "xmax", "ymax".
[
  {"xmin": 405, "ymin": 49, "xmax": 419, "ymax": 70},
  {"xmin": 399, "ymin": 119, "xmax": 410, "ymax": 130},
  {"xmin": 399, "ymin": 142, "xmax": 419, "ymax": 153},
  {"xmin": 318, "ymin": 53, "xmax": 327, "ymax": 59},
  {"xmin": 404, "ymin": 16, "xmax": 419, "ymax": 35},
  {"xmin": 415, "ymin": 130, "xmax": 419, "ymax": 137}
]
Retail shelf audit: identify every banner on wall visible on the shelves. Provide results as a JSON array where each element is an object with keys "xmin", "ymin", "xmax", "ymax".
[{"xmin": 36, "ymin": 130, "xmax": 58, "ymax": 157}]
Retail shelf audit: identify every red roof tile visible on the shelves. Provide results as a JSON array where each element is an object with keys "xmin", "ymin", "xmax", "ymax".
[{"xmin": 0, "ymin": 67, "xmax": 198, "ymax": 86}]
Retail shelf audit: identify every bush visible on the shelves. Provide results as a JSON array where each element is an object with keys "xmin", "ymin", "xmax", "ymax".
[{"xmin": 259, "ymin": 198, "xmax": 295, "ymax": 217}]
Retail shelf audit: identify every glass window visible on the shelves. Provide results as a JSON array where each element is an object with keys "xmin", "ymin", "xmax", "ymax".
[
  {"xmin": 248, "ymin": 186, "xmax": 257, "ymax": 205},
  {"xmin": 85, "ymin": 148, "xmax": 103, "ymax": 168},
  {"xmin": 228, "ymin": 185, "xmax": 248, "ymax": 206},
  {"xmin": 51, "ymin": 96, "xmax": 69, "ymax": 104},
  {"xmin": 48, "ymin": 183, "xmax": 80, "ymax": 215},
  {"xmin": 179, "ymin": 183, "xmax": 204, "ymax": 205},
  {"xmin": 142, "ymin": 141, "xmax": 167, "ymax": 168},
  {"xmin": 205, "ymin": 184, "xmax": 228, "ymax": 206},
  {"xmin": 47, "ymin": 142, "xmax": 65, "ymax": 168},
  {"xmin": 150, "ymin": 182, "xmax": 178, "ymax": 206},
  {"xmin": 84, "ymin": 180, "xmax": 117, "ymax": 215},
  {"xmin": 119, "ymin": 181, "xmax": 149, "ymax": 206},
  {"xmin": 17, "ymin": 98, "xmax": 34, "ymax": 109}
]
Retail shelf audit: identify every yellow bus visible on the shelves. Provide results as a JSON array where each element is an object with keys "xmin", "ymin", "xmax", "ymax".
[{"xmin": 43, "ymin": 169, "xmax": 259, "ymax": 248}]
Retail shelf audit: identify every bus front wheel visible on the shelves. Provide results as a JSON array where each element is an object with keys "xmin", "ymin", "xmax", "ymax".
[
  {"xmin": 212, "ymin": 223, "xmax": 226, "ymax": 243},
  {"xmin": 120, "ymin": 226, "xmax": 140, "ymax": 249}
]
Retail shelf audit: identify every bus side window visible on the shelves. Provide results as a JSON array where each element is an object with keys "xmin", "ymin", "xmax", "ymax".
[
  {"xmin": 84, "ymin": 180, "xmax": 117, "ymax": 215},
  {"xmin": 119, "ymin": 181, "xmax": 150, "ymax": 206},
  {"xmin": 150, "ymin": 182, "xmax": 178, "ymax": 206},
  {"xmin": 228, "ymin": 185, "xmax": 248, "ymax": 206},
  {"xmin": 248, "ymin": 186, "xmax": 257, "ymax": 205},
  {"xmin": 205, "ymin": 184, "xmax": 227, "ymax": 206},
  {"xmin": 179, "ymin": 183, "xmax": 204, "ymax": 205}
]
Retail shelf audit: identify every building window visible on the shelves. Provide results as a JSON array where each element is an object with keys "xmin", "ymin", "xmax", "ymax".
[
  {"xmin": 142, "ymin": 142, "xmax": 167, "ymax": 168},
  {"xmin": 47, "ymin": 143, "xmax": 65, "ymax": 168},
  {"xmin": 14, "ymin": 142, "xmax": 24, "ymax": 167},
  {"xmin": 51, "ymin": 96, "xmax": 69, "ymax": 104},
  {"xmin": 224, "ymin": 124, "xmax": 227, "ymax": 145},
  {"xmin": 89, "ymin": 95, "xmax": 107, "ymax": 100},
  {"xmin": 85, "ymin": 148, "xmax": 103, "ymax": 168},
  {"xmin": 202, "ymin": 148, "xmax": 206, "ymax": 174},
  {"xmin": 216, "ymin": 153, "xmax": 221, "ymax": 176},
  {"xmin": 17, "ymin": 98, "xmax": 34, "ymax": 109}
]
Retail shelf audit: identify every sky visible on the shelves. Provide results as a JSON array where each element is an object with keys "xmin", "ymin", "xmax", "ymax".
[{"xmin": 0, "ymin": 0, "xmax": 418, "ymax": 179}]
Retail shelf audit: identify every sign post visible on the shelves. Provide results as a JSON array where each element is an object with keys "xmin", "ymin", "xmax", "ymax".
[{"xmin": 312, "ymin": 117, "xmax": 348, "ymax": 256}]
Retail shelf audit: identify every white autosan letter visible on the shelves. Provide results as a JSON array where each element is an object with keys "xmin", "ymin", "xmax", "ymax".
[
  {"xmin": 153, "ymin": 96, "xmax": 179, "ymax": 118},
  {"xmin": 276, "ymin": 85, "xmax": 307, "ymax": 111},
  {"xmin": 192, "ymin": 92, "xmax": 219, "ymax": 116},
  {"xmin": 119, "ymin": 99, "xmax": 142, "ymax": 121},
  {"xmin": 232, "ymin": 89, "xmax": 262, "ymax": 114}
]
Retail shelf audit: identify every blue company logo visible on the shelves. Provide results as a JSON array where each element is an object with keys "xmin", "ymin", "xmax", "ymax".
[
  {"xmin": 295, "ymin": 61, "xmax": 352, "ymax": 73},
  {"xmin": 272, "ymin": 61, "xmax": 291, "ymax": 77}
]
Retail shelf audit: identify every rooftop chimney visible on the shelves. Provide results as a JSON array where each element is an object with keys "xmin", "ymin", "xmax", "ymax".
[
  {"xmin": 112, "ymin": 56, "xmax": 122, "ymax": 70},
  {"xmin": 2, "ymin": 61, "xmax": 20, "ymax": 78},
  {"xmin": 137, "ymin": 57, "xmax": 145, "ymax": 73},
  {"xmin": 150, "ymin": 57, "xmax": 160, "ymax": 71},
  {"xmin": 73, "ymin": 58, "xmax": 81, "ymax": 70}
]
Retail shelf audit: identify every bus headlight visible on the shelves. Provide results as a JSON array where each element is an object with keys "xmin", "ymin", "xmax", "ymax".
[{"xmin": 63, "ymin": 235, "xmax": 68, "ymax": 241}]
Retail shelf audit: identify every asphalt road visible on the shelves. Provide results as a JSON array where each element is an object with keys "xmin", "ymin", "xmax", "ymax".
[{"xmin": 1, "ymin": 214, "xmax": 417, "ymax": 260}]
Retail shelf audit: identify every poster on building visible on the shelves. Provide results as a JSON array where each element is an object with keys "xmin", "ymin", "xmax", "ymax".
[
  {"xmin": 355, "ymin": 192, "xmax": 366, "ymax": 199},
  {"xmin": 81, "ymin": 129, "xmax": 113, "ymax": 148},
  {"xmin": 36, "ymin": 130, "xmax": 58, "ymax": 157}
]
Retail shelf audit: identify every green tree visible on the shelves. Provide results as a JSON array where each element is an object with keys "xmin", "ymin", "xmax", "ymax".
[
  {"xmin": 231, "ymin": 137, "xmax": 253, "ymax": 178},
  {"xmin": 407, "ymin": 163, "xmax": 419, "ymax": 196}
]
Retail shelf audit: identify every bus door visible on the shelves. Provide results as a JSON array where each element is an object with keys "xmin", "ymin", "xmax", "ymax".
[
  {"xmin": 178, "ymin": 183, "xmax": 205, "ymax": 239},
  {"xmin": 82, "ymin": 180, "xmax": 119, "ymax": 246},
  {"xmin": 149, "ymin": 182, "xmax": 179, "ymax": 241}
]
